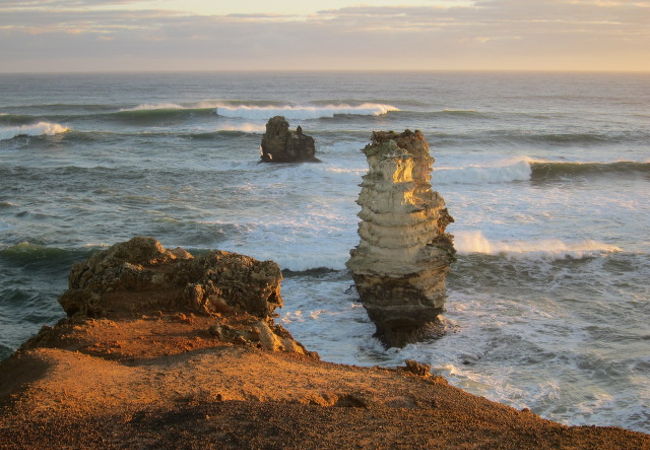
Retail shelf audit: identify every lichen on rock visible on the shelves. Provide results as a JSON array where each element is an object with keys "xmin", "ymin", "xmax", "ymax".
[{"xmin": 347, "ymin": 130, "xmax": 456, "ymax": 347}]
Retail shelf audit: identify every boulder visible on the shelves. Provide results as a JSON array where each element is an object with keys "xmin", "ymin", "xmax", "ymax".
[
  {"xmin": 346, "ymin": 130, "xmax": 456, "ymax": 347},
  {"xmin": 260, "ymin": 116, "xmax": 319, "ymax": 162},
  {"xmin": 60, "ymin": 236, "xmax": 283, "ymax": 319},
  {"xmin": 55, "ymin": 237, "xmax": 308, "ymax": 354}
]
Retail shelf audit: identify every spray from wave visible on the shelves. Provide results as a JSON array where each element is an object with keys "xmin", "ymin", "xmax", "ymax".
[
  {"xmin": 0, "ymin": 122, "xmax": 70, "ymax": 141},
  {"xmin": 454, "ymin": 230, "xmax": 621, "ymax": 258}
]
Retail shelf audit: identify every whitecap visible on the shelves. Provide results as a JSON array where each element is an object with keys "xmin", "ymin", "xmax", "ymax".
[
  {"xmin": 119, "ymin": 103, "xmax": 184, "ymax": 111},
  {"xmin": 217, "ymin": 123, "xmax": 266, "ymax": 133},
  {"xmin": 215, "ymin": 103, "xmax": 399, "ymax": 120},
  {"xmin": 0, "ymin": 122, "xmax": 69, "ymax": 141},
  {"xmin": 454, "ymin": 230, "xmax": 622, "ymax": 257}
]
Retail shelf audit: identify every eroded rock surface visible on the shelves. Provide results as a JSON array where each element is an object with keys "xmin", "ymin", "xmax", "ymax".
[
  {"xmin": 260, "ymin": 116, "xmax": 319, "ymax": 162},
  {"xmin": 57, "ymin": 236, "xmax": 305, "ymax": 354},
  {"xmin": 347, "ymin": 130, "xmax": 456, "ymax": 347}
]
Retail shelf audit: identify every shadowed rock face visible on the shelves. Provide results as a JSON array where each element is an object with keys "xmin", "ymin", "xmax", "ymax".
[
  {"xmin": 260, "ymin": 116, "xmax": 319, "ymax": 163},
  {"xmin": 347, "ymin": 130, "xmax": 456, "ymax": 347}
]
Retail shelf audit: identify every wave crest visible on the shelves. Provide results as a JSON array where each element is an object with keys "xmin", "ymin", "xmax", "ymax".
[
  {"xmin": 454, "ymin": 230, "xmax": 621, "ymax": 258},
  {"xmin": 0, "ymin": 122, "xmax": 70, "ymax": 141},
  {"xmin": 119, "ymin": 103, "xmax": 185, "ymax": 112},
  {"xmin": 215, "ymin": 103, "xmax": 399, "ymax": 120},
  {"xmin": 434, "ymin": 159, "xmax": 531, "ymax": 185},
  {"xmin": 531, "ymin": 160, "xmax": 650, "ymax": 179},
  {"xmin": 434, "ymin": 158, "xmax": 650, "ymax": 185}
]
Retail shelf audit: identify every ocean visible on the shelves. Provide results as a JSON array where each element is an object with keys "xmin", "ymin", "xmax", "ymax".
[{"xmin": 0, "ymin": 72, "xmax": 648, "ymax": 432}]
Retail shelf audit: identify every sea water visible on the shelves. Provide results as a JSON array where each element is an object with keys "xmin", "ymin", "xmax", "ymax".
[{"xmin": 0, "ymin": 72, "xmax": 648, "ymax": 432}]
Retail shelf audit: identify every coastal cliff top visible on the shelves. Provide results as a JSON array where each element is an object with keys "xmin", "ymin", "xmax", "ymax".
[
  {"xmin": 3, "ymin": 315, "xmax": 648, "ymax": 449},
  {"xmin": 1, "ymin": 238, "xmax": 648, "ymax": 449}
]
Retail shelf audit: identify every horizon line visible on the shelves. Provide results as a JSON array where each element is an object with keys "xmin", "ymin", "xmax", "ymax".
[{"xmin": 1, "ymin": 69, "xmax": 650, "ymax": 76}]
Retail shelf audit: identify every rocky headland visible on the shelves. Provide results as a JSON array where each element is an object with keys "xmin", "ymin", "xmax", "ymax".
[
  {"xmin": 1, "ymin": 237, "xmax": 648, "ymax": 449},
  {"xmin": 347, "ymin": 130, "xmax": 456, "ymax": 347},
  {"xmin": 260, "ymin": 116, "xmax": 320, "ymax": 163}
]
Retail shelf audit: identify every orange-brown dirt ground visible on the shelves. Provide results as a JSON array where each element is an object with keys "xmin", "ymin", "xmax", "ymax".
[{"xmin": 1, "ymin": 313, "xmax": 648, "ymax": 449}]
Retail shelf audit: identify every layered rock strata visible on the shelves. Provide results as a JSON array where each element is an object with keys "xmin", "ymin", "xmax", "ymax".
[
  {"xmin": 260, "ymin": 116, "xmax": 320, "ymax": 162},
  {"xmin": 347, "ymin": 130, "xmax": 456, "ymax": 347}
]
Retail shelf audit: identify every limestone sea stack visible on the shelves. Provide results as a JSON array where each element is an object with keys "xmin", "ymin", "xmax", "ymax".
[
  {"xmin": 260, "ymin": 115, "xmax": 320, "ymax": 162},
  {"xmin": 347, "ymin": 130, "xmax": 456, "ymax": 347}
]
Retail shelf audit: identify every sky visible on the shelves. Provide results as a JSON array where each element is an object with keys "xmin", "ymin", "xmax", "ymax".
[{"xmin": 1, "ymin": 0, "xmax": 649, "ymax": 72}]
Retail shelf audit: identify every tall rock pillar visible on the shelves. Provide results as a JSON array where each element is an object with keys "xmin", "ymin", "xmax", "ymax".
[{"xmin": 347, "ymin": 130, "xmax": 455, "ymax": 347}]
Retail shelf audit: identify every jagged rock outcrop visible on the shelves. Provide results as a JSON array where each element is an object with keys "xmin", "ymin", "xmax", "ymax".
[
  {"xmin": 347, "ymin": 130, "xmax": 456, "ymax": 347},
  {"xmin": 58, "ymin": 236, "xmax": 305, "ymax": 354},
  {"xmin": 260, "ymin": 116, "xmax": 319, "ymax": 162}
]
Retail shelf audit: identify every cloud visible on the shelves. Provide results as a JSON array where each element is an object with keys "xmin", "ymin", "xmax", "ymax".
[
  {"xmin": 0, "ymin": 0, "xmax": 648, "ymax": 71},
  {"xmin": 0, "ymin": 0, "xmax": 145, "ymax": 8}
]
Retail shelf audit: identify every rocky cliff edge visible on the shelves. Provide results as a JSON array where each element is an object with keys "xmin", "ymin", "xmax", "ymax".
[{"xmin": 0, "ymin": 237, "xmax": 647, "ymax": 449}]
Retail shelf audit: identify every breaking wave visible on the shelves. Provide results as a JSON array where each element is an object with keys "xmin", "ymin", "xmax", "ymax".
[
  {"xmin": 0, "ymin": 122, "xmax": 69, "ymax": 141},
  {"xmin": 531, "ymin": 160, "xmax": 650, "ymax": 179},
  {"xmin": 215, "ymin": 103, "xmax": 399, "ymax": 120},
  {"xmin": 2, "ymin": 127, "xmax": 265, "ymax": 144},
  {"xmin": 213, "ymin": 123, "xmax": 266, "ymax": 133},
  {"xmin": 434, "ymin": 159, "xmax": 650, "ymax": 185},
  {"xmin": 434, "ymin": 159, "xmax": 532, "ymax": 184},
  {"xmin": 119, "ymin": 103, "xmax": 185, "ymax": 111},
  {"xmin": 112, "ymin": 102, "xmax": 398, "ymax": 122},
  {"xmin": 454, "ymin": 230, "xmax": 621, "ymax": 258}
]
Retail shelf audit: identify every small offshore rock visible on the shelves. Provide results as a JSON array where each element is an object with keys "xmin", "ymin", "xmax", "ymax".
[{"xmin": 260, "ymin": 116, "xmax": 320, "ymax": 163}]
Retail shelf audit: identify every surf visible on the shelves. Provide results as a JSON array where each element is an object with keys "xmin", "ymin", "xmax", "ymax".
[
  {"xmin": 0, "ymin": 122, "xmax": 69, "ymax": 141},
  {"xmin": 215, "ymin": 103, "xmax": 399, "ymax": 120}
]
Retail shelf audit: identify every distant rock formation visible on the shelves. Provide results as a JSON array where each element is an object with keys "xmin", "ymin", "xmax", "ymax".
[
  {"xmin": 260, "ymin": 116, "xmax": 319, "ymax": 162},
  {"xmin": 59, "ymin": 236, "xmax": 305, "ymax": 353},
  {"xmin": 347, "ymin": 130, "xmax": 456, "ymax": 347}
]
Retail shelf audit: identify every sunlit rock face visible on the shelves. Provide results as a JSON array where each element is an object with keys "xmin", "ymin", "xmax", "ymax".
[
  {"xmin": 60, "ymin": 236, "xmax": 283, "ymax": 319},
  {"xmin": 260, "ymin": 116, "xmax": 319, "ymax": 163},
  {"xmin": 347, "ymin": 130, "xmax": 456, "ymax": 347},
  {"xmin": 56, "ymin": 236, "xmax": 306, "ymax": 354}
]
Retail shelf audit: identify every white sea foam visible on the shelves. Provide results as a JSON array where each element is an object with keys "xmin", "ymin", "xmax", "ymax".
[
  {"xmin": 454, "ymin": 230, "xmax": 621, "ymax": 257},
  {"xmin": 217, "ymin": 123, "xmax": 266, "ymax": 133},
  {"xmin": 215, "ymin": 103, "xmax": 399, "ymax": 120},
  {"xmin": 433, "ymin": 158, "xmax": 532, "ymax": 184},
  {"xmin": 325, "ymin": 167, "xmax": 367, "ymax": 175},
  {"xmin": 0, "ymin": 122, "xmax": 69, "ymax": 141},
  {"xmin": 119, "ymin": 103, "xmax": 184, "ymax": 111},
  {"xmin": 118, "ymin": 102, "xmax": 399, "ymax": 120}
]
